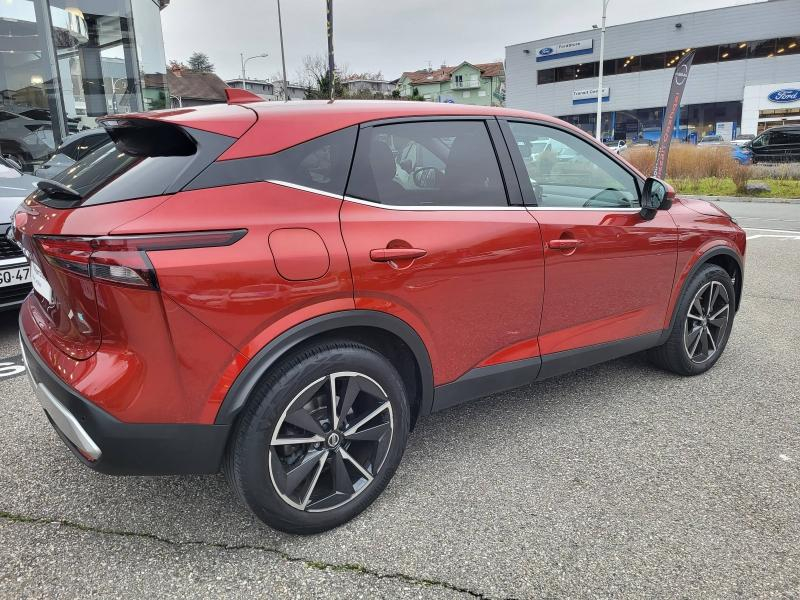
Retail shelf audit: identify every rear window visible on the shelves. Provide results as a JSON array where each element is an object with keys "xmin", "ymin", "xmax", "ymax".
[{"xmin": 31, "ymin": 123, "xmax": 235, "ymax": 208}]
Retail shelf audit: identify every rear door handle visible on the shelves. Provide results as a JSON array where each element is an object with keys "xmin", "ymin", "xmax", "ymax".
[
  {"xmin": 369, "ymin": 248, "xmax": 427, "ymax": 262},
  {"xmin": 548, "ymin": 239, "xmax": 582, "ymax": 250}
]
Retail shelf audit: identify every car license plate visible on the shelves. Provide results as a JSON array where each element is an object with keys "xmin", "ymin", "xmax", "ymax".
[
  {"xmin": 0, "ymin": 264, "xmax": 32, "ymax": 288},
  {"xmin": 29, "ymin": 262, "xmax": 53, "ymax": 303}
]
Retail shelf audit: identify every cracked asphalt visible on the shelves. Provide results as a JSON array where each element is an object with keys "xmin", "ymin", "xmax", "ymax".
[{"xmin": 0, "ymin": 201, "xmax": 798, "ymax": 599}]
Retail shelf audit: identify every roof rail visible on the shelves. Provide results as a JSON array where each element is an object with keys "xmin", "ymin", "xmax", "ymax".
[{"xmin": 225, "ymin": 88, "xmax": 263, "ymax": 104}]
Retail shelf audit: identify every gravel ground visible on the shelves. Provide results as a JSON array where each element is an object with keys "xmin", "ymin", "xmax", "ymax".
[{"xmin": 0, "ymin": 202, "xmax": 798, "ymax": 599}]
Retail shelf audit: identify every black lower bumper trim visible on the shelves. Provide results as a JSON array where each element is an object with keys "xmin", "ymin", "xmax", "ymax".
[{"xmin": 20, "ymin": 323, "xmax": 230, "ymax": 476}]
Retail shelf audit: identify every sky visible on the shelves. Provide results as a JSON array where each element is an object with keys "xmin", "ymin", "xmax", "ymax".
[{"xmin": 161, "ymin": 0, "xmax": 763, "ymax": 83}]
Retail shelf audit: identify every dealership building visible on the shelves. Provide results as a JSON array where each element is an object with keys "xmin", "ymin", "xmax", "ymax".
[
  {"xmin": 0, "ymin": 0, "xmax": 169, "ymax": 171},
  {"xmin": 505, "ymin": 0, "xmax": 800, "ymax": 142}
]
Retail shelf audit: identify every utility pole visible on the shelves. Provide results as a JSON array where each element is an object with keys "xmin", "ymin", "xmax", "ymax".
[
  {"xmin": 277, "ymin": 0, "xmax": 289, "ymax": 101},
  {"xmin": 595, "ymin": 0, "xmax": 609, "ymax": 141},
  {"xmin": 327, "ymin": 0, "xmax": 335, "ymax": 101}
]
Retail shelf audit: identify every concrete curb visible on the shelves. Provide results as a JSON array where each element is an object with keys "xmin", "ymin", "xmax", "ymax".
[{"xmin": 682, "ymin": 195, "xmax": 800, "ymax": 205}]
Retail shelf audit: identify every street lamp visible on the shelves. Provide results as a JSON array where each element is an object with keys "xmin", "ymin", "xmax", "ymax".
[
  {"xmin": 240, "ymin": 52, "xmax": 269, "ymax": 84},
  {"xmin": 595, "ymin": 0, "xmax": 610, "ymax": 141}
]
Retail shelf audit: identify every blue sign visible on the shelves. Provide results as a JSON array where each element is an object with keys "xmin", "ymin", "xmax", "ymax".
[
  {"xmin": 767, "ymin": 89, "xmax": 800, "ymax": 103},
  {"xmin": 535, "ymin": 39, "xmax": 593, "ymax": 62}
]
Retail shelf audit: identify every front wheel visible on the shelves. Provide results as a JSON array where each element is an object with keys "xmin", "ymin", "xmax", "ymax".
[
  {"xmin": 649, "ymin": 264, "xmax": 735, "ymax": 376},
  {"xmin": 225, "ymin": 341, "xmax": 410, "ymax": 534}
]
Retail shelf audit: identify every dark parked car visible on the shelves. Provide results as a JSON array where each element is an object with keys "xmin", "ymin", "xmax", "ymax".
[
  {"xmin": 34, "ymin": 128, "xmax": 110, "ymax": 178},
  {"xmin": 17, "ymin": 96, "xmax": 745, "ymax": 534},
  {"xmin": 747, "ymin": 125, "xmax": 800, "ymax": 163}
]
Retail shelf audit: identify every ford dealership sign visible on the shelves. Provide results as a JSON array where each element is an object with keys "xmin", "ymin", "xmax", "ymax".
[
  {"xmin": 767, "ymin": 89, "xmax": 800, "ymax": 103},
  {"xmin": 535, "ymin": 39, "xmax": 593, "ymax": 62}
]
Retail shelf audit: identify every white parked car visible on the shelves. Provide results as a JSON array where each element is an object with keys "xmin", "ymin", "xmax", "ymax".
[
  {"xmin": 0, "ymin": 156, "xmax": 36, "ymax": 308},
  {"xmin": 604, "ymin": 140, "xmax": 627, "ymax": 154},
  {"xmin": 731, "ymin": 134, "xmax": 755, "ymax": 147}
]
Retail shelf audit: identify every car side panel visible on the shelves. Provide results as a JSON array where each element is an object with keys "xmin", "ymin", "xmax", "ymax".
[
  {"xmin": 111, "ymin": 183, "xmax": 356, "ymax": 408},
  {"xmin": 531, "ymin": 209, "xmax": 678, "ymax": 355},
  {"xmin": 341, "ymin": 202, "xmax": 545, "ymax": 386},
  {"xmin": 661, "ymin": 198, "xmax": 746, "ymax": 329}
]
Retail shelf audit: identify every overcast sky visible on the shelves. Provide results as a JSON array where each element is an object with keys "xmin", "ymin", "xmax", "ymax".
[{"xmin": 161, "ymin": 0, "xmax": 762, "ymax": 83}]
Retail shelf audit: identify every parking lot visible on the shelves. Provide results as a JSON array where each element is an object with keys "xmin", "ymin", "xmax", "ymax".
[{"xmin": 0, "ymin": 200, "xmax": 797, "ymax": 599}]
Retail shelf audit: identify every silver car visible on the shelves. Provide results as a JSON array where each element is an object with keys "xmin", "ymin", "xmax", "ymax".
[
  {"xmin": 0, "ymin": 157, "xmax": 36, "ymax": 309},
  {"xmin": 34, "ymin": 129, "xmax": 109, "ymax": 178}
]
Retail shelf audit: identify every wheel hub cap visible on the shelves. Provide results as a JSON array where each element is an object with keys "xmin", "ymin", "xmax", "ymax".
[
  {"xmin": 268, "ymin": 372, "xmax": 394, "ymax": 513},
  {"xmin": 684, "ymin": 280, "xmax": 730, "ymax": 364}
]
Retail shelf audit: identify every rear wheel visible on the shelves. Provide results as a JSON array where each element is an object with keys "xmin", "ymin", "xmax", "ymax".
[
  {"xmin": 649, "ymin": 264, "xmax": 735, "ymax": 376},
  {"xmin": 225, "ymin": 341, "xmax": 409, "ymax": 534}
]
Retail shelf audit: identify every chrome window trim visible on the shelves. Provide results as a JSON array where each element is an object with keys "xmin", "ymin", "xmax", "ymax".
[{"xmin": 267, "ymin": 179, "xmax": 642, "ymax": 213}]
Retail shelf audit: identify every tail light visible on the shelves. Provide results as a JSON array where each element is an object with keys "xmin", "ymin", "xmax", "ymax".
[{"xmin": 34, "ymin": 229, "xmax": 247, "ymax": 289}]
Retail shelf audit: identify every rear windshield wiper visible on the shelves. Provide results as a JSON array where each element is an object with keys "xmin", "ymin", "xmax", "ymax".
[{"xmin": 36, "ymin": 179, "xmax": 83, "ymax": 201}]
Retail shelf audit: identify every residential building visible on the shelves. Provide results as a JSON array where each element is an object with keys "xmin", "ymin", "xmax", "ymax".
[
  {"xmin": 167, "ymin": 67, "xmax": 228, "ymax": 107},
  {"xmin": 341, "ymin": 78, "xmax": 396, "ymax": 97},
  {"xmin": 0, "ymin": 0, "xmax": 170, "ymax": 171},
  {"xmin": 505, "ymin": 0, "xmax": 800, "ymax": 139},
  {"xmin": 397, "ymin": 62, "xmax": 505, "ymax": 106},
  {"xmin": 273, "ymin": 80, "xmax": 307, "ymax": 101},
  {"xmin": 226, "ymin": 78, "xmax": 276, "ymax": 101}
]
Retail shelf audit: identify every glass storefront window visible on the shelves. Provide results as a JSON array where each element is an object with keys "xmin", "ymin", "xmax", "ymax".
[
  {"xmin": 49, "ymin": 0, "xmax": 143, "ymax": 130},
  {"xmin": 131, "ymin": 0, "xmax": 167, "ymax": 111},
  {"xmin": 0, "ymin": 0, "xmax": 59, "ymax": 171}
]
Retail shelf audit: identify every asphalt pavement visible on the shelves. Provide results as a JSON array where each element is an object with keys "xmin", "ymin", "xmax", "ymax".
[{"xmin": 0, "ymin": 201, "xmax": 798, "ymax": 599}]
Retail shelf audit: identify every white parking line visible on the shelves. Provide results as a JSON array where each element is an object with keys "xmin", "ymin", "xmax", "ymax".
[
  {"xmin": 743, "ymin": 228, "xmax": 800, "ymax": 234},
  {"xmin": 744, "ymin": 227, "xmax": 800, "ymax": 240}
]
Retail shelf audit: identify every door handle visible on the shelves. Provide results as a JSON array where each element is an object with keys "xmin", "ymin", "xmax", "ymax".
[
  {"xmin": 548, "ymin": 239, "xmax": 582, "ymax": 250},
  {"xmin": 369, "ymin": 247, "xmax": 427, "ymax": 262}
]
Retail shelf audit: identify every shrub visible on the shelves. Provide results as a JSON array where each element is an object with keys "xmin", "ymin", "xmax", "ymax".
[{"xmin": 624, "ymin": 143, "xmax": 742, "ymax": 180}]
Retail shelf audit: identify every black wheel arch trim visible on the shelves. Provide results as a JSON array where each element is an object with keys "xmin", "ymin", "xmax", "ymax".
[
  {"xmin": 214, "ymin": 310, "xmax": 435, "ymax": 425},
  {"xmin": 667, "ymin": 246, "xmax": 744, "ymax": 334}
]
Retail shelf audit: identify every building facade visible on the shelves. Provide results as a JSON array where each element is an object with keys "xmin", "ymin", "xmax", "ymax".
[
  {"xmin": 0, "ymin": 0, "xmax": 169, "ymax": 171},
  {"xmin": 341, "ymin": 78, "xmax": 396, "ymax": 98},
  {"xmin": 505, "ymin": 0, "xmax": 800, "ymax": 141},
  {"xmin": 398, "ymin": 62, "xmax": 505, "ymax": 106},
  {"xmin": 226, "ymin": 78, "xmax": 276, "ymax": 101}
]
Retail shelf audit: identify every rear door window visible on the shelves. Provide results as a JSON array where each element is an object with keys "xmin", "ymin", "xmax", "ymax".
[{"xmin": 346, "ymin": 120, "xmax": 508, "ymax": 207}]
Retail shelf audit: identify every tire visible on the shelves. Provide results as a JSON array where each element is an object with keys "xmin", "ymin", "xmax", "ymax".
[
  {"xmin": 225, "ymin": 341, "xmax": 410, "ymax": 534},
  {"xmin": 649, "ymin": 264, "xmax": 735, "ymax": 376}
]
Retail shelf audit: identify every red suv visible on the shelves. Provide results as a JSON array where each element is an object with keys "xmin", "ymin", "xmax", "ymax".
[{"xmin": 16, "ymin": 96, "xmax": 745, "ymax": 534}]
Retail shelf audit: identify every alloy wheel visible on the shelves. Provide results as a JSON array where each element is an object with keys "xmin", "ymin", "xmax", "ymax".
[
  {"xmin": 684, "ymin": 280, "xmax": 730, "ymax": 364},
  {"xmin": 268, "ymin": 372, "xmax": 394, "ymax": 512}
]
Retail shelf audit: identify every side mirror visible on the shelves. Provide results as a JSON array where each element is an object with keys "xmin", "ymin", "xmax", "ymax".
[{"xmin": 640, "ymin": 177, "xmax": 673, "ymax": 220}]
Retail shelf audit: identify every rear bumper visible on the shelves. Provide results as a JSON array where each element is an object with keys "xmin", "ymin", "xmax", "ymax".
[{"xmin": 19, "ymin": 317, "xmax": 231, "ymax": 475}]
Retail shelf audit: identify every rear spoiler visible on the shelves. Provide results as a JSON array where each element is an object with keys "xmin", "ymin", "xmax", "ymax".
[
  {"xmin": 225, "ymin": 88, "xmax": 263, "ymax": 104},
  {"xmin": 98, "ymin": 117, "xmax": 196, "ymax": 157}
]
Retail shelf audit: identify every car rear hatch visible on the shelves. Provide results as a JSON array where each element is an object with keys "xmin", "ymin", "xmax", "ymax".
[{"xmin": 14, "ymin": 111, "xmax": 251, "ymax": 360}]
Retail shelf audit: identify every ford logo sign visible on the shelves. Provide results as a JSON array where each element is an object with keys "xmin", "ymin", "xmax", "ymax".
[
  {"xmin": 538, "ymin": 47, "xmax": 554, "ymax": 56},
  {"xmin": 767, "ymin": 89, "xmax": 800, "ymax": 103}
]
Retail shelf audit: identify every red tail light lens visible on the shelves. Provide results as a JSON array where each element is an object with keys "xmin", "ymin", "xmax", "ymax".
[{"xmin": 34, "ymin": 229, "xmax": 247, "ymax": 289}]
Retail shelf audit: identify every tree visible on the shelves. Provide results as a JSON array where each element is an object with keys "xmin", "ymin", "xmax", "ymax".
[
  {"xmin": 299, "ymin": 54, "xmax": 344, "ymax": 99},
  {"xmin": 168, "ymin": 59, "xmax": 187, "ymax": 71},
  {"xmin": 187, "ymin": 52, "xmax": 214, "ymax": 73}
]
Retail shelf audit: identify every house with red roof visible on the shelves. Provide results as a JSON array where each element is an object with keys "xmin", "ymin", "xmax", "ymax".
[{"xmin": 397, "ymin": 61, "xmax": 505, "ymax": 106}]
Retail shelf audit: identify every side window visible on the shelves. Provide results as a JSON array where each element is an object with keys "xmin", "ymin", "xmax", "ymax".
[
  {"xmin": 769, "ymin": 131, "xmax": 789, "ymax": 145},
  {"xmin": 268, "ymin": 126, "xmax": 357, "ymax": 195},
  {"xmin": 507, "ymin": 121, "xmax": 640, "ymax": 208},
  {"xmin": 752, "ymin": 133, "xmax": 767, "ymax": 147},
  {"xmin": 346, "ymin": 120, "xmax": 508, "ymax": 207}
]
